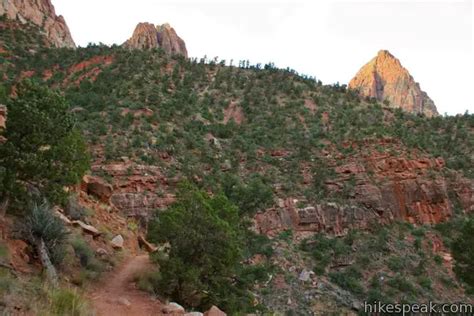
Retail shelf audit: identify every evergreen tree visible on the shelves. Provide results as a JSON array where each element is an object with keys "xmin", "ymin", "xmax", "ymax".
[
  {"xmin": 147, "ymin": 182, "xmax": 255, "ymax": 312},
  {"xmin": 0, "ymin": 81, "xmax": 90, "ymax": 210}
]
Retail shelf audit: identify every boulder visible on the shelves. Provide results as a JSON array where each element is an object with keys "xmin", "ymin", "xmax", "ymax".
[
  {"xmin": 82, "ymin": 175, "xmax": 113, "ymax": 202},
  {"xmin": 111, "ymin": 235, "xmax": 124, "ymax": 249},
  {"xmin": 204, "ymin": 306, "xmax": 226, "ymax": 316},
  {"xmin": 298, "ymin": 269, "xmax": 313, "ymax": 282},
  {"xmin": 117, "ymin": 297, "xmax": 131, "ymax": 307},
  {"xmin": 162, "ymin": 302, "xmax": 185, "ymax": 314},
  {"xmin": 71, "ymin": 220, "xmax": 101, "ymax": 237},
  {"xmin": 95, "ymin": 248, "xmax": 109, "ymax": 257}
]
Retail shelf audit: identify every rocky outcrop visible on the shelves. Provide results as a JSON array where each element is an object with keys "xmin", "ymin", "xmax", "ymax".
[
  {"xmin": 82, "ymin": 175, "xmax": 113, "ymax": 203},
  {"xmin": 124, "ymin": 22, "xmax": 188, "ymax": 57},
  {"xmin": 255, "ymin": 138, "xmax": 472, "ymax": 236},
  {"xmin": 450, "ymin": 175, "xmax": 474, "ymax": 213},
  {"xmin": 255, "ymin": 199, "xmax": 380, "ymax": 237},
  {"xmin": 0, "ymin": 0, "xmax": 75, "ymax": 48},
  {"xmin": 90, "ymin": 163, "xmax": 175, "ymax": 218},
  {"xmin": 349, "ymin": 50, "xmax": 438, "ymax": 117}
]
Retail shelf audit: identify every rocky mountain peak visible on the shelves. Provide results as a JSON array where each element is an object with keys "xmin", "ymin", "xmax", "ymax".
[
  {"xmin": 124, "ymin": 22, "xmax": 188, "ymax": 58},
  {"xmin": 157, "ymin": 23, "xmax": 171, "ymax": 31},
  {"xmin": 377, "ymin": 49, "xmax": 393, "ymax": 58},
  {"xmin": 349, "ymin": 49, "xmax": 438, "ymax": 117},
  {"xmin": 0, "ymin": 0, "xmax": 75, "ymax": 48}
]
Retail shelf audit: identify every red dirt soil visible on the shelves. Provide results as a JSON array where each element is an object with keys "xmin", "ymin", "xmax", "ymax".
[
  {"xmin": 223, "ymin": 101, "xmax": 244, "ymax": 125},
  {"xmin": 88, "ymin": 254, "xmax": 163, "ymax": 316}
]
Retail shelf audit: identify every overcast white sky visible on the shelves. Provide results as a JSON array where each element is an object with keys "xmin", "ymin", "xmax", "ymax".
[{"xmin": 53, "ymin": 0, "xmax": 473, "ymax": 115}]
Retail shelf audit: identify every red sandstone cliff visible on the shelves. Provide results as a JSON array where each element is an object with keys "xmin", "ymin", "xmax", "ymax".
[
  {"xmin": 349, "ymin": 50, "xmax": 438, "ymax": 117},
  {"xmin": 0, "ymin": 0, "xmax": 75, "ymax": 48},
  {"xmin": 124, "ymin": 22, "xmax": 188, "ymax": 58},
  {"xmin": 255, "ymin": 138, "xmax": 473, "ymax": 237}
]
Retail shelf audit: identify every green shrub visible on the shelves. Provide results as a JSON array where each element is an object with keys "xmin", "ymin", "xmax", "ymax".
[
  {"xmin": 135, "ymin": 270, "xmax": 162, "ymax": 294},
  {"xmin": 70, "ymin": 237, "xmax": 102, "ymax": 272},
  {"xmin": 387, "ymin": 275, "xmax": 417, "ymax": 295},
  {"xmin": 0, "ymin": 270, "xmax": 14, "ymax": 295},
  {"xmin": 451, "ymin": 217, "xmax": 474, "ymax": 293},
  {"xmin": 366, "ymin": 288, "xmax": 389, "ymax": 304},
  {"xmin": 147, "ymin": 182, "xmax": 256, "ymax": 313},
  {"xmin": 0, "ymin": 242, "xmax": 8, "ymax": 259},
  {"xmin": 222, "ymin": 174, "xmax": 274, "ymax": 216},
  {"xmin": 412, "ymin": 227, "xmax": 426, "ymax": 237},
  {"xmin": 47, "ymin": 288, "xmax": 90, "ymax": 316},
  {"xmin": 243, "ymin": 230, "xmax": 274, "ymax": 258},
  {"xmin": 433, "ymin": 254, "xmax": 443, "ymax": 265},
  {"xmin": 0, "ymin": 81, "xmax": 89, "ymax": 208},
  {"xmin": 277, "ymin": 229, "xmax": 293, "ymax": 242},
  {"xmin": 65, "ymin": 195, "xmax": 87, "ymax": 221},
  {"xmin": 373, "ymin": 228, "xmax": 390, "ymax": 253},
  {"xmin": 387, "ymin": 256, "xmax": 406, "ymax": 272},
  {"xmin": 23, "ymin": 202, "xmax": 69, "ymax": 265},
  {"xmin": 418, "ymin": 276, "xmax": 432, "ymax": 290},
  {"xmin": 329, "ymin": 266, "xmax": 364, "ymax": 295},
  {"xmin": 302, "ymin": 236, "xmax": 331, "ymax": 275}
]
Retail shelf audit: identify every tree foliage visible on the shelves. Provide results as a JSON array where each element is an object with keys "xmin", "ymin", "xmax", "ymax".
[
  {"xmin": 452, "ymin": 217, "xmax": 474, "ymax": 293},
  {"xmin": 0, "ymin": 81, "xmax": 90, "ymax": 208},
  {"xmin": 222, "ymin": 174, "xmax": 274, "ymax": 216},
  {"xmin": 147, "ymin": 182, "xmax": 256, "ymax": 312}
]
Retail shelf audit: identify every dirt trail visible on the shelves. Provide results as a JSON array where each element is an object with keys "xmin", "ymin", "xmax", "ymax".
[{"xmin": 88, "ymin": 254, "xmax": 162, "ymax": 316}]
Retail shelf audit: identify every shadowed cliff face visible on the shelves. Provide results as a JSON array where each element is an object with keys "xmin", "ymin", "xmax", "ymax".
[
  {"xmin": 349, "ymin": 50, "xmax": 438, "ymax": 117},
  {"xmin": 124, "ymin": 22, "xmax": 188, "ymax": 58},
  {"xmin": 0, "ymin": 0, "xmax": 75, "ymax": 48}
]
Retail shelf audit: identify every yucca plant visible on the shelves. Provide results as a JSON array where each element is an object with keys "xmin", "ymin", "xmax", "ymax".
[{"xmin": 23, "ymin": 201, "xmax": 69, "ymax": 286}]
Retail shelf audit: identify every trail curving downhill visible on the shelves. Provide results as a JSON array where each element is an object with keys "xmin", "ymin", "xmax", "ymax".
[{"xmin": 88, "ymin": 254, "xmax": 162, "ymax": 316}]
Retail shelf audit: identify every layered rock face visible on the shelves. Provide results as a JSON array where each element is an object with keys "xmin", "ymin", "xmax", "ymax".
[
  {"xmin": 86, "ymin": 163, "xmax": 175, "ymax": 218},
  {"xmin": 124, "ymin": 22, "xmax": 188, "ymax": 57},
  {"xmin": 0, "ymin": 0, "xmax": 75, "ymax": 48},
  {"xmin": 349, "ymin": 50, "xmax": 438, "ymax": 117},
  {"xmin": 255, "ymin": 138, "xmax": 473, "ymax": 236}
]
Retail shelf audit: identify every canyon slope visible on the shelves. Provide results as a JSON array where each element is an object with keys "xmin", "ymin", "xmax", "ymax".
[
  {"xmin": 349, "ymin": 50, "xmax": 438, "ymax": 117},
  {"xmin": 0, "ymin": 10, "xmax": 473, "ymax": 316},
  {"xmin": 124, "ymin": 22, "xmax": 188, "ymax": 57},
  {"xmin": 0, "ymin": 0, "xmax": 75, "ymax": 48}
]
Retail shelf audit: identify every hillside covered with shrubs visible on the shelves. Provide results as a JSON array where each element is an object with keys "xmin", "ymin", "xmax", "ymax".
[{"xmin": 0, "ymin": 16, "xmax": 473, "ymax": 315}]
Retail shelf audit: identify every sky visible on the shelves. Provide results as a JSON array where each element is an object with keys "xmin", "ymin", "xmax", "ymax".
[{"xmin": 53, "ymin": 0, "xmax": 473, "ymax": 115}]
